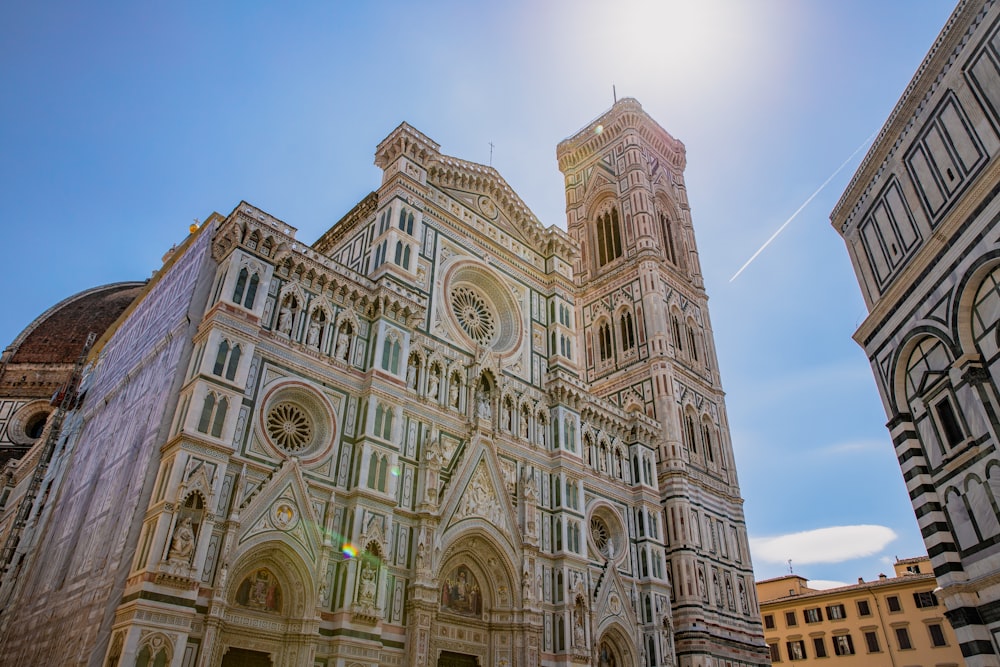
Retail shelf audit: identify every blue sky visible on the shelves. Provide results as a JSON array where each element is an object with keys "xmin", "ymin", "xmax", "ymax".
[{"xmin": 0, "ymin": 1, "xmax": 959, "ymax": 587}]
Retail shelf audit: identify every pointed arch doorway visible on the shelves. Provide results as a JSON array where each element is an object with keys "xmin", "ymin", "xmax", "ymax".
[{"xmin": 437, "ymin": 650, "xmax": 479, "ymax": 667}]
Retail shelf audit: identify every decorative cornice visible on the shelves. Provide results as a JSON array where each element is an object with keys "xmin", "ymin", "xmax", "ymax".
[
  {"xmin": 832, "ymin": 0, "xmax": 988, "ymax": 230},
  {"xmin": 556, "ymin": 98, "xmax": 686, "ymax": 173}
]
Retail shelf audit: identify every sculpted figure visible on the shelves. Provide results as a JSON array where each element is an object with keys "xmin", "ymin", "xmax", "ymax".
[
  {"xmin": 277, "ymin": 306, "xmax": 292, "ymax": 334},
  {"xmin": 168, "ymin": 517, "xmax": 195, "ymax": 562},
  {"xmin": 359, "ymin": 561, "xmax": 377, "ymax": 604},
  {"xmin": 427, "ymin": 370, "xmax": 440, "ymax": 399},
  {"xmin": 336, "ymin": 328, "xmax": 350, "ymax": 361},
  {"xmin": 306, "ymin": 321, "xmax": 320, "ymax": 347}
]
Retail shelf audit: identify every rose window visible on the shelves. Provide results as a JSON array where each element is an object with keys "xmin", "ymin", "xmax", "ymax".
[
  {"xmin": 591, "ymin": 517, "xmax": 611, "ymax": 555},
  {"xmin": 451, "ymin": 286, "xmax": 497, "ymax": 345},
  {"xmin": 266, "ymin": 402, "xmax": 313, "ymax": 452}
]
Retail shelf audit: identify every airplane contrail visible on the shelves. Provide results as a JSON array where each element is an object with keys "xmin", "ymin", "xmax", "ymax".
[{"xmin": 729, "ymin": 129, "xmax": 880, "ymax": 283}]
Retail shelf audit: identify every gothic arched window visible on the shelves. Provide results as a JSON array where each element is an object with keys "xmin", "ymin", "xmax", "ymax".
[
  {"xmin": 596, "ymin": 208, "xmax": 623, "ymax": 266},
  {"xmin": 660, "ymin": 212, "xmax": 677, "ymax": 265},
  {"xmin": 598, "ymin": 321, "xmax": 613, "ymax": 362},
  {"xmin": 620, "ymin": 311, "xmax": 636, "ymax": 351}
]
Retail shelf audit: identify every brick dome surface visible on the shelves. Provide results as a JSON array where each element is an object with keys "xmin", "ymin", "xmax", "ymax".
[{"xmin": 8, "ymin": 282, "xmax": 146, "ymax": 364}]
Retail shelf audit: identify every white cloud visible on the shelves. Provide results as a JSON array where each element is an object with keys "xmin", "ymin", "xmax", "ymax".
[
  {"xmin": 807, "ymin": 580, "xmax": 850, "ymax": 591},
  {"xmin": 750, "ymin": 525, "xmax": 897, "ymax": 565},
  {"xmin": 817, "ymin": 439, "xmax": 887, "ymax": 456}
]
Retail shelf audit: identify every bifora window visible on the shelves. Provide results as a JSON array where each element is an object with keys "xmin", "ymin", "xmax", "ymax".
[{"xmin": 596, "ymin": 208, "xmax": 623, "ymax": 266}]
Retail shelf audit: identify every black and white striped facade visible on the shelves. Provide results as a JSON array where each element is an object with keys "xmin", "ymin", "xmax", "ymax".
[{"xmin": 834, "ymin": 1, "xmax": 1000, "ymax": 663}]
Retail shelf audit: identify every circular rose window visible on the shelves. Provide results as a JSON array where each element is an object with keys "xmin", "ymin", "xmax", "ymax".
[
  {"xmin": 451, "ymin": 286, "xmax": 497, "ymax": 346},
  {"xmin": 258, "ymin": 382, "xmax": 336, "ymax": 461},
  {"xmin": 444, "ymin": 262, "xmax": 522, "ymax": 354},
  {"xmin": 266, "ymin": 402, "xmax": 313, "ymax": 452},
  {"xmin": 589, "ymin": 505, "xmax": 625, "ymax": 562}
]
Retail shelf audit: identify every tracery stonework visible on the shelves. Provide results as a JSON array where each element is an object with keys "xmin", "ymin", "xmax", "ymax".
[{"xmin": 0, "ymin": 98, "xmax": 767, "ymax": 667}]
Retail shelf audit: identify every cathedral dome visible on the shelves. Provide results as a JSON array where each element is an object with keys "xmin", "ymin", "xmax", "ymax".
[
  {"xmin": 6, "ymin": 282, "xmax": 146, "ymax": 365},
  {"xmin": 1, "ymin": 281, "xmax": 146, "ymax": 400}
]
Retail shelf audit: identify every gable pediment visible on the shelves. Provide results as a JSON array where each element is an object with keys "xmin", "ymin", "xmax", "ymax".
[
  {"xmin": 429, "ymin": 157, "xmax": 551, "ymax": 250},
  {"xmin": 236, "ymin": 459, "xmax": 322, "ymax": 560}
]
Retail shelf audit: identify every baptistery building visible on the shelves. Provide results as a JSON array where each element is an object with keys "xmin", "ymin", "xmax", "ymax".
[
  {"xmin": 833, "ymin": 1, "xmax": 1000, "ymax": 663},
  {"xmin": 0, "ymin": 99, "xmax": 766, "ymax": 667}
]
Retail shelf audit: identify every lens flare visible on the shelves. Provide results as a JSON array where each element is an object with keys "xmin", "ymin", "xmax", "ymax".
[
  {"xmin": 390, "ymin": 465, "xmax": 400, "ymax": 477},
  {"xmin": 342, "ymin": 543, "xmax": 358, "ymax": 559}
]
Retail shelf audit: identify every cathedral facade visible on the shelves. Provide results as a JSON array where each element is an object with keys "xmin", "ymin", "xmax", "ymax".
[{"xmin": 0, "ymin": 100, "xmax": 766, "ymax": 667}]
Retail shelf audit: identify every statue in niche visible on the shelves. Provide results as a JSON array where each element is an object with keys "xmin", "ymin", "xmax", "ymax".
[
  {"xmin": 406, "ymin": 359, "xmax": 418, "ymax": 389},
  {"xmin": 306, "ymin": 320, "xmax": 320, "ymax": 347},
  {"xmin": 521, "ymin": 410, "xmax": 529, "ymax": 438},
  {"xmin": 277, "ymin": 305, "xmax": 293, "ymax": 334},
  {"xmin": 235, "ymin": 568, "xmax": 282, "ymax": 612},
  {"xmin": 739, "ymin": 580, "xmax": 749, "ymax": 612},
  {"xmin": 449, "ymin": 379, "xmax": 459, "ymax": 408},
  {"xmin": 573, "ymin": 603, "xmax": 586, "ymax": 647},
  {"xmin": 477, "ymin": 387, "xmax": 491, "ymax": 419},
  {"xmin": 168, "ymin": 517, "xmax": 195, "ymax": 563},
  {"xmin": 359, "ymin": 560, "xmax": 377, "ymax": 604},
  {"xmin": 440, "ymin": 565, "xmax": 482, "ymax": 616},
  {"xmin": 427, "ymin": 368, "xmax": 440, "ymax": 400},
  {"xmin": 335, "ymin": 327, "xmax": 350, "ymax": 361}
]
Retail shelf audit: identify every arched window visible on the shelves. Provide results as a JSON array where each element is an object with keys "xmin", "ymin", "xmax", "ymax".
[
  {"xmin": 197, "ymin": 393, "xmax": 227, "ymax": 437},
  {"xmin": 233, "ymin": 268, "xmax": 248, "ymax": 304},
  {"xmin": 213, "ymin": 340, "xmax": 230, "ymax": 376},
  {"xmin": 374, "ymin": 404, "xmax": 393, "ymax": 440},
  {"xmin": 598, "ymin": 321, "xmax": 613, "ymax": 362},
  {"xmin": 213, "ymin": 340, "xmax": 241, "ymax": 381},
  {"xmin": 377, "ymin": 454, "xmax": 388, "ymax": 491},
  {"xmin": 381, "ymin": 334, "xmax": 401, "ymax": 373},
  {"xmin": 672, "ymin": 315, "xmax": 683, "ymax": 353},
  {"xmin": 596, "ymin": 208, "xmax": 623, "ymax": 266},
  {"xmin": 398, "ymin": 208, "xmax": 407, "ymax": 231},
  {"xmin": 394, "ymin": 241, "xmax": 403, "ymax": 265},
  {"xmin": 702, "ymin": 423, "xmax": 715, "ymax": 463},
  {"xmin": 660, "ymin": 212, "xmax": 677, "ymax": 265},
  {"xmin": 685, "ymin": 414, "xmax": 697, "ymax": 454},
  {"xmin": 904, "ymin": 337, "xmax": 965, "ymax": 458},
  {"xmin": 620, "ymin": 311, "xmax": 636, "ymax": 351},
  {"xmin": 367, "ymin": 451, "xmax": 379, "ymax": 488},
  {"xmin": 402, "ymin": 245, "xmax": 411, "ymax": 269},
  {"xmin": 688, "ymin": 326, "xmax": 699, "ymax": 362},
  {"xmin": 244, "ymin": 273, "xmax": 259, "ymax": 308},
  {"xmin": 211, "ymin": 397, "xmax": 228, "ymax": 437}
]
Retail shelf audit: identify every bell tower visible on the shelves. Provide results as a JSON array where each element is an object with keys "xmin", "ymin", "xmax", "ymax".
[{"xmin": 558, "ymin": 98, "xmax": 768, "ymax": 666}]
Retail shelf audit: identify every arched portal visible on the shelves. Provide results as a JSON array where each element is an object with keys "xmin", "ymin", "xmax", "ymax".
[
  {"xmin": 415, "ymin": 529, "xmax": 534, "ymax": 667},
  {"xmin": 207, "ymin": 542, "xmax": 316, "ymax": 667},
  {"xmin": 597, "ymin": 624, "xmax": 638, "ymax": 667}
]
